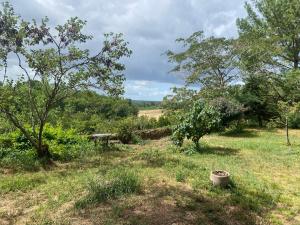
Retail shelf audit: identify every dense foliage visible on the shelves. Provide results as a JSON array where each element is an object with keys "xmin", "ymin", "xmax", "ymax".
[
  {"xmin": 172, "ymin": 100, "xmax": 221, "ymax": 149},
  {"xmin": 166, "ymin": 0, "xmax": 300, "ymax": 144},
  {"xmin": 55, "ymin": 90, "xmax": 138, "ymax": 133},
  {"xmin": 0, "ymin": 3, "xmax": 131, "ymax": 158}
]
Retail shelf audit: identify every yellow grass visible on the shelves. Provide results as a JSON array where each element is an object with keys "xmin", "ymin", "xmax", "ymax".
[{"xmin": 138, "ymin": 109, "xmax": 163, "ymax": 119}]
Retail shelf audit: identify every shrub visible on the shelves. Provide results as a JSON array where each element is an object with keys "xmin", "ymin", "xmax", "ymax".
[
  {"xmin": 289, "ymin": 111, "xmax": 300, "ymax": 128},
  {"xmin": 0, "ymin": 129, "xmax": 33, "ymax": 151},
  {"xmin": 157, "ymin": 115, "xmax": 172, "ymax": 127},
  {"xmin": 210, "ymin": 97, "xmax": 244, "ymax": 128},
  {"xmin": 0, "ymin": 149, "xmax": 41, "ymax": 171},
  {"xmin": 76, "ymin": 168, "xmax": 141, "ymax": 207},
  {"xmin": 0, "ymin": 124, "xmax": 92, "ymax": 164},
  {"xmin": 116, "ymin": 118, "xmax": 136, "ymax": 144},
  {"xmin": 172, "ymin": 100, "xmax": 221, "ymax": 149}
]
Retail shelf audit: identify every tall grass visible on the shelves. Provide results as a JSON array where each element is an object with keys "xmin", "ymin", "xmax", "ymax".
[{"xmin": 76, "ymin": 168, "xmax": 141, "ymax": 208}]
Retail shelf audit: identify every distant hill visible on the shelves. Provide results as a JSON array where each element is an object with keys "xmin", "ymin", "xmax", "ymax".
[{"xmin": 131, "ymin": 100, "xmax": 161, "ymax": 110}]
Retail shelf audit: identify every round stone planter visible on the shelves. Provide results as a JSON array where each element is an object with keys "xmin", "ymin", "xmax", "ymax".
[{"xmin": 210, "ymin": 170, "xmax": 230, "ymax": 187}]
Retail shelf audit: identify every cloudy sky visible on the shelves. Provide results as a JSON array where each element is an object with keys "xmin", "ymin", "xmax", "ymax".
[{"xmin": 8, "ymin": 0, "xmax": 246, "ymax": 100}]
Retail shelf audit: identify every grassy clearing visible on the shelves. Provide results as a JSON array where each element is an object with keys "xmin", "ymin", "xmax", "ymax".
[
  {"xmin": 138, "ymin": 109, "xmax": 163, "ymax": 119},
  {"xmin": 0, "ymin": 129, "xmax": 300, "ymax": 225}
]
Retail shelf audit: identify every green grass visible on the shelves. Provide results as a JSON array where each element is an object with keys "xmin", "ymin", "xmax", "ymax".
[
  {"xmin": 76, "ymin": 168, "xmax": 142, "ymax": 208},
  {"xmin": 0, "ymin": 129, "xmax": 300, "ymax": 225}
]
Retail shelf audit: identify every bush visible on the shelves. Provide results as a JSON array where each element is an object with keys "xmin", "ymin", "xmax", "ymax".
[
  {"xmin": 172, "ymin": 100, "xmax": 221, "ymax": 149},
  {"xmin": 289, "ymin": 112, "xmax": 300, "ymax": 129},
  {"xmin": 116, "ymin": 118, "xmax": 136, "ymax": 144},
  {"xmin": 76, "ymin": 168, "xmax": 141, "ymax": 207},
  {"xmin": 0, "ymin": 129, "xmax": 33, "ymax": 151},
  {"xmin": 42, "ymin": 124, "xmax": 89, "ymax": 160},
  {"xmin": 116, "ymin": 116, "xmax": 165, "ymax": 144},
  {"xmin": 0, "ymin": 124, "xmax": 92, "ymax": 163},
  {"xmin": 0, "ymin": 149, "xmax": 41, "ymax": 171},
  {"xmin": 210, "ymin": 97, "xmax": 244, "ymax": 128},
  {"xmin": 157, "ymin": 115, "xmax": 172, "ymax": 127}
]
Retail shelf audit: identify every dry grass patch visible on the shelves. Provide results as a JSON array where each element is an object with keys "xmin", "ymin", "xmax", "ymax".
[{"xmin": 138, "ymin": 109, "xmax": 163, "ymax": 119}]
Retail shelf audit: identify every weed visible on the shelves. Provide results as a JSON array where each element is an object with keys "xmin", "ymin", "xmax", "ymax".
[{"xmin": 76, "ymin": 168, "xmax": 141, "ymax": 208}]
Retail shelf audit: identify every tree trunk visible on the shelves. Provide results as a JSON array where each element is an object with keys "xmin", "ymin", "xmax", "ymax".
[
  {"xmin": 36, "ymin": 122, "xmax": 52, "ymax": 159},
  {"xmin": 286, "ymin": 116, "xmax": 291, "ymax": 146},
  {"xmin": 294, "ymin": 60, "xmax": 299, "ymax": 69},
  {"xmin": 193, "ymin": 137, "xmax": 200, "ymax": 151},
  {"xmin": 258, "ymin": 115, "xmax": 263, "ymax": 127},
  {"xmin": 36, "ymin": 144, "xmax": 51, "ymax": 159}
]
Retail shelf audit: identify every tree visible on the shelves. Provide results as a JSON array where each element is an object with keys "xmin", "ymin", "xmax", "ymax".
[
  {"xmin": 237, "ymin": 0, "xmax": 300, "ymax": 143},
  {"xmin": 237, "ymin": 0, "xmax": 300, "ymax": 72},
  {"xmin": 0, "ymin": 3, "xmax": 132, "ymax": 159},
  {"xmin": 239, "ymin": 74, "xmax": 280, "ymax": 127},
  {"xmin": 210, "ymin": 97, "xmax": 245, "ymax": 128},
  {"xmin": 161, "ymin": 87, "xmax": 197, "ymax": 111},
  {"xmin": 172, "ymin": 100, "xmax": 221, "ymax": 149},
  {"xmin": 167, "ymin": 31, "xmax": 239, "ymax": 91}
]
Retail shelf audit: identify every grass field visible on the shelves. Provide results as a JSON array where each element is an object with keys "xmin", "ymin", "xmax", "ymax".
[
  {"xmin": 138, "ymin": 109, "xmax": 163, "ymax": 119},
  {"xmin": 1, "ymin": 129, "xmax": 300, "ymax": 225}
]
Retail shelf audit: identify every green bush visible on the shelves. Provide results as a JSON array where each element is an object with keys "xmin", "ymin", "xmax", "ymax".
[
  {"xmin": 0, "ymin": 149, "xmax": 41, "ymax": 171},
  {"xmin": 0, "ymin": 124, "xmax": 92, "ymax": 163},
  {"xmin": 289, "ymin": 112, "xmax": 300, "ymax": 129},
  {"xmin": 172, "ymin": 100, "xmax": 221, "ymax": 149},
  {"xmin": 157, "ymin": 115, "xmax": 172, "ymax": 127},
  {"xmin": 134, "ymin": 116, "xmax": 158, "ymax": 130},
  {"xmin": 210, "ymin": 97, "xmax": 244, "ymax": 128},
  {"xmin": 0, "ymin": 129, "xmax": 33, "ymax": 151},
  {"xmin": 116, "ymin": 118, "xmax": 136, "ymax": 144},
  {"xmin": 115, "ymin": 115, "xmax": 172, "ymax": 144},
  {"xmin": 76, "ymin": 168, "xmax": 141, "ymax": 207}
]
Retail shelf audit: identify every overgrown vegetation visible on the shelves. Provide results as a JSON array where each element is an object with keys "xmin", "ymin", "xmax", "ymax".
[
  {"xmin": 0, "ymin": 2, "xmax": 131, "ymax": 159},
  {"xmin": 76, "ymin": 168, "xmax": 142, "ymax": 208},
  {"xmin": 1, "ymin": 130, "xmax": 299, "ymax": 224},
  {"xmin": 0, "ymin": 0, "xmax": 300, "ymax": 224}
]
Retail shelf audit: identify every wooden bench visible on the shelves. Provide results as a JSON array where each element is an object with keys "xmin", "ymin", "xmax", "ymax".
[{"xmin": 89, "ymin": 133, "xmax": 119, "ymax": 146}]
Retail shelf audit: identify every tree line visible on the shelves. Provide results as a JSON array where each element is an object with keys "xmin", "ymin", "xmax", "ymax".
[
  {"xmin": 0, "ymin": 0, "xmax": 300, "ymax": 160},
  {"xmin": 164, "ymin": 0, "xmax": 300, "ymax": 146}
]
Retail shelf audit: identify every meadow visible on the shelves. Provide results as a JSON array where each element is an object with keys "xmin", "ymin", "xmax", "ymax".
[
  {"xmin": 1, "ymin": 128, "xmax": 299, "ymax": 225},
  {"xmin": 138, "ymin": 109, "xmax": 163, "ymax": 119}
]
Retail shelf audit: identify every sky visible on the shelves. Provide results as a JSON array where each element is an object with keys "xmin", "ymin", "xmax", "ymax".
[{"xmin": 7, "ymin": 0, "xmax": 247, "ymax": 101}]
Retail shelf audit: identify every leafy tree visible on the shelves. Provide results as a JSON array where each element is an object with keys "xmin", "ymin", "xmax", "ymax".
[
  {"xmin": 237, "ymin": 0, "xmax": 300, "ymax": 143},
  {"xmin": 0, "ymin": 3, "xmax": 131, "ymax": 159},
  {"xmin": 237, "ymin": 0, "xmax": 300, "ymax": 72},
  {"xmin": 210, "ymin": 97, "xmax": 245, "ymax": 128},
  {"xmin": 167, "ymin": 31, "xmax": 239, "ymax": 91},
  {"xmin": 161, "ymin": 87, "xmax": 197, "ymax": 111},
  {"xmin": 172, "ymin": 100, "xmax": 221, "ymax": 149},
  {"xmin": 239, "ymin": 75, "xmax": 280, "ymax": 126}
]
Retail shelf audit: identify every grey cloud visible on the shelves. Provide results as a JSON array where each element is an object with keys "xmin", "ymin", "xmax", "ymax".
[{"xmin": 6, "ymin": 0, "xmax": 246, "ymax": 86}]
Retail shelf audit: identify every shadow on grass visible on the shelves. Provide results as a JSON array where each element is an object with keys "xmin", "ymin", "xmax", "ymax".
[
  {"xmin": 102, "ymin": 182, "xmax": 278, "ymax": 225},
  {"xmin": 198, "ymin": 145, "xmax": 240, "ymax": 156},
  {"xmin": 220, "ymin": 129, "xmax": 258, "ymax": 138},
  {"xmin": 180, "ymin": 143, "xmax": 240, "ymax": 156},
  {"xmin": 134, "ymin": 148, "xmax": 180, "ymax": 168}
]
